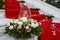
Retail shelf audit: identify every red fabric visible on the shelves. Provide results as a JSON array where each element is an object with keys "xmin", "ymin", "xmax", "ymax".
[
  {"xmin": 5, "ymin": 8, "xmax": 20, "ymax": 18},
  {"xmin": 5, "ymin": 0, "xmax": 17, "ymax": 3},
  {"xmin": 55, "ymin": 23, "xmax": 60, "ymax": 40},
  {"xmin": 5, "ymin": 1, "xmax": 20, "ymax": 18},
  {"xmin": 40, "ymin": 21, "xmax": 60, "ymax": 40},
  {"xmin": 31, "ymin": 14, "xmax": 46, "ymax": 22},
  {"xmin": 5, "ymin": 1, "xmax": 20, "ymax": 9},
  {"xmin": 30, "ymin": 8, "xmax": 39, "ymax": 15},
  {"xmin": 51, "ymin": 23, "xmax": 60, "ymax": 40},
  {"xmin": 40, "ymin": 18, "xmax": 53, "ymax": 40}
]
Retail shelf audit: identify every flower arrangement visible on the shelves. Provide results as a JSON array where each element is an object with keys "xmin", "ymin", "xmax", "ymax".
[{"xmin": 5, "ymin": 17, "xmax": 42, "ymax": 39}]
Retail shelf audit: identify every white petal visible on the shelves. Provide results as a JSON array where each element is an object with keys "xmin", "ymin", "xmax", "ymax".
[
  {"xmin": 9, "ymin": 26, "xmax": 13, "ymax": 30},
  {"xmin": 17, "ymin": 26, "xmax": 22, "ymax": 29},
  {"xmin": 18, "ymin": 21, "xmax": 23, "ymax": 25},
  {"xmin": 10, "ymin": 20, "xmax": 14, "ymax": 23},
  {"xmin": 26, "ymin": 26, "xmax": 29, "ymax": 29}
]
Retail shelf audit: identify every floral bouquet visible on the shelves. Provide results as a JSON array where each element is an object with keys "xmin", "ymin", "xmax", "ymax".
[{"xmin": 5, "ymin": 17, "xmax": 42, "ymax": 39}]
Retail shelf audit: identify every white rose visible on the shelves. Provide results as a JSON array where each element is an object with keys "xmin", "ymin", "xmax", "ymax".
[
  {"xmin": 31, "ymin": 23, "xmax": 38, "ymax": 28},
  {"xmin": 20, "ymin": 17, "xmax": 27, "ymax": 22},
  {"xmin": 18, "ymin": 21, "xmax": 23, "ymax": 26},
  {"xmin": 9, "ymin": 26, "xmax": 13, "ymax": 30},
  {"xmin": 26, "ymin": 26, "xmax": 30, "ymax": 29},
  {"xmin": 31, "ymin": 23, "xmax": 36, "ymax": 28},
  {"xmin": 17, "ymin": 26, "xmax": 22, "ymax": 29},
  {"xmin": 14, "ymin": 19, "xmax": 18, "ymax": 23},
  {"xmin": 10, "ymin": 20, "xmax": 14, "ymax": 23}
]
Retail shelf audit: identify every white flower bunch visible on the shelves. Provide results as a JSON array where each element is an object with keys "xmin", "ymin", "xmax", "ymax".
[
  {"xmin": 5, "ymin": 17, "xmax": 42, "ymax": 39},
  {"xmin": 9, "ymin": 25, "xmax": 13, "ymax": 30},
  {"xmin": 7, "ymin": 17, "xmax": 39, "ymax": 30}
]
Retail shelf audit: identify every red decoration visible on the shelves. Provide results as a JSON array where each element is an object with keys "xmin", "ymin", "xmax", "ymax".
[
  {"xmin": 51, "ymin": 23, "xmax": 60, "ymax": 40},
  {"xmin": 31, "ymin": 14, "xmax": 46, "ymax": 22},
  {"xmin": 5, "ymin": 0, "xmax": 17, "ymax": 3},
  {"xmin": 40, "ymin": 18, "xmax": 52, "ymax": 40},
  {"xmin": 30, "ymin": 8, "xmax": 39, "ymax": 15},
  {"xmin": 5, "ymin": 1, "xmax": 20, "ymax": 18}
]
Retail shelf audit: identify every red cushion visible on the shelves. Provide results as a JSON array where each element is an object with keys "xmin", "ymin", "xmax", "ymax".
[
  {"xmin": 5, "ymin": 8, "xmax": 20, "ymax": 19},
  {"xmin": 30, "ymin": 8, "xmax": 39, "ymax": 15},
  {"xmin": 31, "ymin": 14, "xmax": 46, "ymax": 22}
]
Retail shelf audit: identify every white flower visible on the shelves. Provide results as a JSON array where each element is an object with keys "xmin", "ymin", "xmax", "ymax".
[
  {"xmin": 14, "ymin": 19, "xmax": 18, "ymax": 23},
  {"xmin": 18, "ymin": 21, "xmax": 23, "ymax": 26},
  {"xmin": 9, "ymin": 26, "xmax": 13, "ymax": 30},
  {"xmin": 20, "ymin": 17, "xmax": 27, "ymax": 22},
  {"xmin": 31, "ymin": 22, "xmax": 39, "ymax": 28},
  {"xmin": 10, "ymin": 20, "xmax": 14, "ymax": 23},
  {"xmin": 31, "ymin": 23, "xmax": 36, "ymax": 28},
  {"xmin": 17, "ymin": 26, "xmax": 22, "ymax": 29},
  {"xmin": 7, "ymin": 23, "xmax": 10, "ymax": 26},
  {"xmin": 26, "ymin": 26, "xmax": 30, "ymax": 29}
]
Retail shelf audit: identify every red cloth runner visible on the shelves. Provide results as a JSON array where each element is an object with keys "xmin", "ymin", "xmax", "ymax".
[
  {"xmin": 40, "ymin": 20, "xmax": 60, "ymax": 40},
  {"xmin": 50, "ymin": 23, "xmax": 60, "ymax": 40},
  {"xmin": 30, "ymin": 8, "xmax": 39, "ymax": 15},
  {"xmin": 31, "ymin": 14, "xmax": 46, "ymax": 22},
  {"xmin": 40, "ymin": 18, "xmax": 53, "ymax": 40}
]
